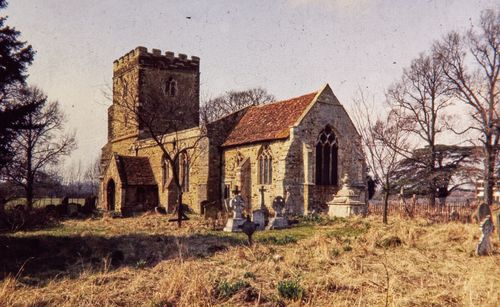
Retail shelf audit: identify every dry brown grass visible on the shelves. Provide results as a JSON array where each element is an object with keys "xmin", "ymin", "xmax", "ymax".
[{"xmin": 1, "ymin": 213, "xmax": 499, "ymax": 306}]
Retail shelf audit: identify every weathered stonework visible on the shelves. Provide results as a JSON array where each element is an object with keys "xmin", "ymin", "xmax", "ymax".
[
  {"xmin": 220, "ymin": 86, "xmax": 366, "ymax": 215},
  {"xmin": 99, "ymin": 47, "xmax": 366, "ymax": 216}
]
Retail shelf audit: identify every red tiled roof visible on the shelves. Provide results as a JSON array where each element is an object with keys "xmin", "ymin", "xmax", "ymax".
[
  {"xmin": 222, "ymin": 92, "xmax": 317, "ymax": 147},
  {"xmin": 115, "ymin": 155, "xmax": 157, "ymax": 186}
]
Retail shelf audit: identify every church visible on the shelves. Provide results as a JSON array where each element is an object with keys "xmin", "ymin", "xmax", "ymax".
[{"xmin": 99, "ymin": 47, "xmax": 366, "ymax": 216}]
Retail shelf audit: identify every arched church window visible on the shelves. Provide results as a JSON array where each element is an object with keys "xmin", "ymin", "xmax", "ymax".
[
  {"xmin": 258, "ymin": 145, "xmax": 273, "ymax": 185},
  {"xmin": 315, "ymin": 125, "xmax": 338, "ymax": 186},
  {"xmin": 161, "ymin": 155, "xmax": 169, "ymax": 189}
]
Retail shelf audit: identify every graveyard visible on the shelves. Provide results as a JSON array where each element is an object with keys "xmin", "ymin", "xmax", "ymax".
[
  {"xmin": 1, "ymin": 212, "xmax": 499, "ymax": 306},
  {"xmin": 1, "ymin": 2, "xmax": 500, "ymax": 306}
]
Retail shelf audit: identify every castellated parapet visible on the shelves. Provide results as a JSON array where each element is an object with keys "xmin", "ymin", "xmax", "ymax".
[{"xmin": 113, "ymin": 46, "xmax": 200, "ymax": 73}]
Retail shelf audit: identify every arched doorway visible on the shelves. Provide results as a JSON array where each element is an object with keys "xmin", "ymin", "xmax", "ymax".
[{"xmin": 107, "ymin": 179, "xmax": 116, "ymax": 211}]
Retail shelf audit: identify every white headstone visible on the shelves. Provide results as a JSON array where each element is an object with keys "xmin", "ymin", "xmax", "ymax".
[{"xmin": 223, "ymin": 194, "xmax": 246, "ymax": 232}]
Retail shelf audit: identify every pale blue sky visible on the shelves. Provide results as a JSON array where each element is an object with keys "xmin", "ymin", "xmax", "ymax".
[{"xmin": 4, "ymin": 0, "xmax": 498, "ymax": 168}]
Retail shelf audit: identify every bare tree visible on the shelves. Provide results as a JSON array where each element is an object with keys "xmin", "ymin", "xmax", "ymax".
[
  {"xmin": 387, "ymin": 52, "xmax": 454, "ymax": 206},
  {"xmin": 64, "ymin": 159, "xmax": 84, "ymax": 196},
  {"xmin": 4, "ymin": 86, "xmax": 76, "ymax": 210},
  {"xmin": 352, "ymin": 91, "xmax": 410, "ymax": 224},
  {"xmin": 114, "ymin": 70, "xmax": 205, "ymax": 227},
  {"xmin": 200, "ymin": 87, "xmax": 274, "ymax": 123},
  {"xmin": 84, "ymin": 156, "xmax": 101, "ymax": 196},
  {"xmin": 434, "ymin": 9, "xmax": 499, "ymax": 206}
]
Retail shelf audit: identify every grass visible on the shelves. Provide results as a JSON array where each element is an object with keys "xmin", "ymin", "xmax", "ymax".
[{"xmin": 0, "ymin": 213, "xmax": 499, "ymax": 306}]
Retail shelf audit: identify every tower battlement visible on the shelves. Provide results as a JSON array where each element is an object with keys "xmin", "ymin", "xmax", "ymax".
[{"xmin": 113, "ymin": 46, "xmax": 200, "ymax": 72}]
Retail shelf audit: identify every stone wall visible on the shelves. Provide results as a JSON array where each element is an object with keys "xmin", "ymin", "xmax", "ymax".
[
  {"xmin": 222, "ymin": 140, "xmax": 289, "ymax": 215},
  {"xmin": 286, "ymin": 86, "xmax": 366, "ymax": 214},
  {"xmin": 133, "ymin": 127, "xmax": 209, "ymax": 213}
]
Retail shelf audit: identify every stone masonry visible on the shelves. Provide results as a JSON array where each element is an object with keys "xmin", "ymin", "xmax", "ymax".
[{"xmin": 99, "ymin": 47, "xmax": 366, "ymax": 216}]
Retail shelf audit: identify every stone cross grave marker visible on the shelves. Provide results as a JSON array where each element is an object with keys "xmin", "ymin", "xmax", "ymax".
[
  {"xmin": 259, "ymin": 186, "xmax": 266, "ymax": 209},
  {"xmin": 252, "ymin": 186, "xmax": 268, "ymax": 230},
  {"xmin": 476, "ymin": 216, "xmax": 494, "ymax": 256}
]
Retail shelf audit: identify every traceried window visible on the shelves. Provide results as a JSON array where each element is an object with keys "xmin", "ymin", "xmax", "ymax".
[
  {"xmin": 161, "ymin": 155, "xmax": 169, "ymax": 189},
  {"xmin": 258, "ymin": 146, "xmax": 273, "ymax": 185},
  {"xmin": 315, "ymin": 125, "xmax": 339, "ymax": 186}
]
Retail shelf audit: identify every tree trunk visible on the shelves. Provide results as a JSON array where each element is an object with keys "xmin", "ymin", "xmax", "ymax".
[
  {"xmin": 26, "ymin": 147, "xmax": 33, "ymax": 211},
  {"xmin": 383, "ymin": 190, "xmax": 389, "ymax": 224},
  {"xmin": 26, "ymin": 114, "xmax": 34, "ymax": 211},
  {"xmin": 26, "ymin": 178, "xmax": 34, "ymax": 211},
  {"xmin": 484, "ymin": 144, "xmax": 496, "ymax": 206},
  {"xmin": 177, "ymin": 188, "xmax": 183, "ymax": 228}
]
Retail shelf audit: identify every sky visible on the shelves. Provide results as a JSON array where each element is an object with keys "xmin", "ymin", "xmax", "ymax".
[{"xmin": 4, "ymin": 0, "xmax": 499, "ymax": 171}]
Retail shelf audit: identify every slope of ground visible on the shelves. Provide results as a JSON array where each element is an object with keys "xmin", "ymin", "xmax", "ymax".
[{"xmin": 0, "ymin": 214, "xmax": 499, "ymax": 306}]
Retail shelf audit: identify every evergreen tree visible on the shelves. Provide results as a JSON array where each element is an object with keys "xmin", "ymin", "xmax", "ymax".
[{"xmin": 0, "ymin": 0, "xmax": 37, "ymax": 169}]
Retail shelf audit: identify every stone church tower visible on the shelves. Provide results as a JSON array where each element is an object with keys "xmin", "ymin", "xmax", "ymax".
[
  {"xmin": 108, "ymin": 46, "xmax": 200, "ymax": 144},
  {"xmin": 100, "ymin": 47, "xmax": 203, "ymax": 214}
]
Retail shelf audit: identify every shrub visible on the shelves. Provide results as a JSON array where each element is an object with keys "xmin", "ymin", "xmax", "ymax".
[
  {"xmin": 215, "ymin": 280, "xmax": 249, "ymax": 299},
  {"xmin": 277, "ymin": 279, "xmax": 304, "ymax": 301}
]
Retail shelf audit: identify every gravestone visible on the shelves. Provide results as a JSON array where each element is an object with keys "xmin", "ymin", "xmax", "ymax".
[
  {"xmin": 266, "ymin": 196, "xmax": 289, "ymax": 230},
  {"xmin": 476, "ymin": 203, "xmax": 491, "ymax": 223},
  {"xmin": 252, "ymin": 186, "xmax": 269, "ymax": 230},
  {"xmin": 476, "ymin": 216, "xmax": 494, "ymax": 256},
  {"xmin": 252, "ymin": 210, "xmax": 266, "ymax": 230},
  {"xmin": 223, "ymin": 187, "xmax": 246, "ymax": 232}
]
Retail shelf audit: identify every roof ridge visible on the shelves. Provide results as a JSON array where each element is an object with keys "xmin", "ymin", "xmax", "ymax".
[{"xmin": 253, "ymin": 91, "xmax": 318, "ymax": 108}]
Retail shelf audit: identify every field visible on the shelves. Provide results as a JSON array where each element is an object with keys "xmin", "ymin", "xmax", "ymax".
[{"xmin": 1, "ymin": 213, "xmax": 499, "ymax": 306}]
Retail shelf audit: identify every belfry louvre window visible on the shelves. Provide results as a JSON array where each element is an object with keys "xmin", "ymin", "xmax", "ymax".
[
  {"xmin": 315, "ymin": 125, "xmax": 338, "ymax": 186},
  {"xmin": 167, "ymin": 78, "xmax": 177, "ymax": 97},
  {"xmin": 258, "ymin": 146, "xmax": 273, "ymax": 185}
]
